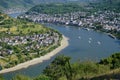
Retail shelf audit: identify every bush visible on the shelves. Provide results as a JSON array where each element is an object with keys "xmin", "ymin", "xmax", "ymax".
[
  {"xmin": 34, "ymin": 75, "xmax": 51, "ymax": 80},
  {"xmin": 99, "ymin": 53, "xmax": 120, "ymax": 69},
  {"xmin": 12, "ymin": 74, "xmax": 31, "ymax": 80}
]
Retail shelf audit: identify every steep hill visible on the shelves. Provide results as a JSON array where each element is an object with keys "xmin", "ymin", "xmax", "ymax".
[
  {"xmin": 88, "ymin": 0, "xmax": 120, "ymax": 12},
  {"xmin": 0, "ymin": 0, "xmax": 68, "ymax": 10},
  {"xmin": 2, "ymin": 0, "xmax": 119, "ymax": 11},
  {"xmin": 0, "ymin": 0, "xmax": 98, "ymax": 11},
  {"xmin": 26, "ymin": 3, "xmax": 84, "ymax": 15},
  {"xmin": 0, "ymin": 0, "xmax": 34, "ymax": 9},
  {"xmin": 33, "ymin": 0, "xmax": 68, "ymax": 4},
  {"xmin": 0, "ymin": 12, "xmax": 62, "ymax": 71}
]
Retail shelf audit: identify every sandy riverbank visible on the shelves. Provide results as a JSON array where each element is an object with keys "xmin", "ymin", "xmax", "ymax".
[{"xmin": 0, "ymin": 35, "xmax": 69, "ymax": 74}]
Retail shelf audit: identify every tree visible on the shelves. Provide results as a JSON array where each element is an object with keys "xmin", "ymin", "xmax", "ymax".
[
  {"xmin": 43, "ymin": 55, "xmax": 73, "ymax": 80},
  {"xmin": 0, "ymin": 75, "xmax": 4, "ymax": 80},
  {"xmin": 12, "ymin": 74, "xmax": 31, "ymax": 80},
  {"xmin": 34, "ymin": 75, "xmax": 51, "ymax": 80},
  {"xmin": 0, "ymin": 65, "xmax": 2, "ymax": 70},
  {"xmin": 99, "ymin": 53, "xmax": 120, "ymax": 69}
]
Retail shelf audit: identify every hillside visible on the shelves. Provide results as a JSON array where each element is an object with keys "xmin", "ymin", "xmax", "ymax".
[
  {"xmin": 26, "ymin": 3, "xmax": 84, "ymax": 15},
  {"xmin": 0, "ymin": 0, "xmax": 98, "ymax": 12},
  {"xmin": 1, "ymin": 0, "xmax": 119, "ymax": 11},
  {"xmin": 0, "ymin": 0, "xmax": 68, "ymax": 10},
  {"xmin": 23, "ymin": 0, "xmax": 120, "ymax": 15},
  {"xmin": 0, "ymin": 0, "xmax": 35, "ymax": 9},
  {"xmin": 33, "ymin": 0, "xmax": 68, "ymax": 4},
  {"xmin": 0, "ymin": 12, "xmax": 62, "ymax": 70},
  {"xmin": 88, "ymin": 0, "xmax": 120, "ymax": 12}
]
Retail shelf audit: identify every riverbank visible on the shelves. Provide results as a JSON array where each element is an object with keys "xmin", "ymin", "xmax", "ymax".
[{"xmin": 0, "ymin": 35, "xmax": 69, "ymax": 74}]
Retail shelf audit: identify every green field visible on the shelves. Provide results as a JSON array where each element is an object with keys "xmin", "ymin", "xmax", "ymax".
[{"xmin": 0, "ymin": 13, "xmax": 49, "ymax": 37}]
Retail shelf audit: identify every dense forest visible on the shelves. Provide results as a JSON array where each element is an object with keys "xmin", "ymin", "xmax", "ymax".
[
  {"xmin": 88, "ymin": 0, "xmax": 120, "ymax": 12},
  {"xmin": 0, "ymin": 0, "xmax": 80, "ymax": 10},
  {"xmin": 0, "ymin": 0, "xmax": 34, "ymax": 9},
  {"xmin": 26, "ymin": 3, "xmax": 84, "ymax": 15},
  {"xmin": 0, "ymin": 0, "xmax": 119, "ymax": 11}
]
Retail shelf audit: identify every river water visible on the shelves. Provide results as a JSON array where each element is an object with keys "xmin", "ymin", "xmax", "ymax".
[{"xmin": 2, "ymin": 14, "xmax": 120, "ymax": 80}]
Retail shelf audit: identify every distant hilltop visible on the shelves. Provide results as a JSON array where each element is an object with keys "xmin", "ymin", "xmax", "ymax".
[
  {"xmin": 0, "ymin": 0, "xmax": 119, "ymax": 13},
  {"xmin": 0, "ymin": 0, "xmax": 99, "ymax": 11},
  {"xmin": 0, "ymin": 0, "xmax": 67, "ymax": 10}
]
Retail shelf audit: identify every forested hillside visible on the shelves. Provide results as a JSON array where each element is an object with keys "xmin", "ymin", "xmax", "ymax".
[
  {"xmin": 26, "ymin": 3, "xmax": 84, "ymax": 15},
  {"xmin": 89, "ymin": 0, "xmax": 120, "ymax": 12},
  {"xmin": 0, "ymin": 0, "xmax": 98, "ymax": 11},
  {"xmin": 0, "ymin": 0, "xmax": 119, "ymax": 10},
  {"xmin": 0, "ymin": 0, "xmax": 34, "ymax": 9},
  {"xmin": 0, "ymin": 0, "xmax": 68, "ymax": 10}
]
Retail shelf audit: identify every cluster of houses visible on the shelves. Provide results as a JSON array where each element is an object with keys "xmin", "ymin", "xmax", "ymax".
[
  {"xmin": 3, "ymin": 8, "xmax": 27, "ymax": 14},
  {"xmin": 20, "ymin": 10, "xmax": 120, "ymax": 32},
  {"xmin": 0, "ymin": 32, "xmax": 59, "ymax": 56}
]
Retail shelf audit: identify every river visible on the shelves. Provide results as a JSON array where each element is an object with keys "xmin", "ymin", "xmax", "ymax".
[{"xmin": 2, "ymin": 13, "xmax": 120, "ymax": 80}]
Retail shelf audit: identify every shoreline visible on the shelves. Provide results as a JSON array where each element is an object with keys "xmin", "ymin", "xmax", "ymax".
[{"xmin": 0, "ymin": 35, "xmax": 69, "ymax": 74}]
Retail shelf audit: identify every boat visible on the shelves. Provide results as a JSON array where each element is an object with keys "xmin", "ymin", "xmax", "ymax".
[
  {"xmin": 88, "ymin": 40, "xmax": 91, "ymax": 43},
  {"xmin": 97, "ymin": 41, "xmax": 101, "ymax": 45},
  {"xmin": 84, "ymin": 28, "xmax": 90, "ymax": 31},
  {"xmin": 65, "ymin": 21, "xmax": 69, "ymax": 25},
  {"xmin": 89, "ymin": 38, "xmax": 92, "ymax": 40},
  {"xmin": 78, "ymin": 36, "xmax": 81, "ymax": 39},
  {"xmin": 108, "ymin": 33, "xmax": 116, "ymax": 39}
]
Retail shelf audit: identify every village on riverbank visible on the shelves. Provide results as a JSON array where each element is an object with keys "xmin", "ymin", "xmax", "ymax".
[
  {"xmin": 19, "ymin": 4, "xmax": 120, "ymax": 39},
  {"xmin": 0, "ymin": 12, "xmax": 64, "ymax": 70}
]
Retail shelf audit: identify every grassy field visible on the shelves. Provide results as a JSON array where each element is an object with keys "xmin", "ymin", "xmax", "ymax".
[{"xmin": 0, "ymin": 13, "xmax": 50, "ymax": 39}]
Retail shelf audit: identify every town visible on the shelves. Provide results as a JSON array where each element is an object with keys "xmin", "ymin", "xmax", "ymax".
[
  {"xmin": 0, "ymin": 31, "xmax": 60, "ymax": 56},
  {"xmin": 20, "ymin": 10, "xmax": 120, "ymax": 38},
  {"xmin": 3, "ymin": 8, "xmax": 27, "ymax": 14}
]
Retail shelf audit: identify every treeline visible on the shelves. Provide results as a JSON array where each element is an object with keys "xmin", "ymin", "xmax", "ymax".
[
  {"xmin": 1, "ymin": 52, "xmax": 120, "ymax": 80},
  {"xmin": 26, "ymin": 1, "xmax": 120, "ymax": 15},
  {"xmin": 26, "ymin": 3, "xmax": 84, "ymax": 15},
  {"xmin": 0, "ymin": 0, "xmax": 34, "ymax": 9},
  {"xmin": 89, "ymin": 0, "xmax": 120, "ymax": 12}
]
